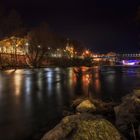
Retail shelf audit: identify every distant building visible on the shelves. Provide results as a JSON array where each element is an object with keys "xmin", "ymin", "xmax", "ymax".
[{"xmin": 0, "ymin": 36, "xmax": 28, "ymax": 55}]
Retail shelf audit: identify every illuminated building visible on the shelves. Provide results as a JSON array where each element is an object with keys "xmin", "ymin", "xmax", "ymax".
[
  {"xmin": 0, "ymin": 36, "xmax": 28, "ymax": 55},
  {"xmin": 65, "ymin": 41, "xmax": 75, "ymax": 58}
]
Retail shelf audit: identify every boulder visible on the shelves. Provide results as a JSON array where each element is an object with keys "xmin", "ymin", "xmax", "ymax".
[
  {"xmin": 72, "ymin": 98, "xmax": 85, "ymax": 108},
  {"xmin": 72, "ymin": 98, "xmax": 116, "ymax": 115},
  {"xmin": 41, "ymin": 113, "xmax": 123, "ymax": 140},
  {"xmin": 114, "ymin": 90, "xmax": 140, "ymax": 138},
  {"xmin": 76, "ymin": 99, "xmax": 96, "ymax": 113},
  {"xmin": 72, "ymin": 119, "xmax": 122, "ymax": 140},
  {"xmin": 90, "ymin": 98, "xmax": 116, "ymax": 114}
]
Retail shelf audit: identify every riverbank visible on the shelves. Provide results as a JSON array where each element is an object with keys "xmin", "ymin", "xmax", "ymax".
[
  {"xmin": 41, "ymin": 90, "xmax": 140, "ymax": 140},
  {"xmin": 1, "ymin": 64, "xmax": 140, "ymax": 71},
  {"xmin": 0, "ymin": 57, "xmax": 94, "ymax": 70}
]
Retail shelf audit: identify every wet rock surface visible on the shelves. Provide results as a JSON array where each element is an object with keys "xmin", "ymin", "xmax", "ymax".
[
  {"xmin": 114, "ymin": 90, "xmax": 140, "ymax": 139},
  {"xmin": 76, "ymin": 99, "xmax": 96, "ymax": 113},
  {"xmin": 72, "ymin": 97, "xmax": 116, "ymax": 120},
  {"xmin": 41, "ymin": 113, "xmax": 123, "ymax": 140},
  {"xmin": 41, "ymin": 90, "xmax": 140, "ymax": 140},
  {"xmin": 71, "ymin": 119, "xmax": 122, "ymax": 140}
]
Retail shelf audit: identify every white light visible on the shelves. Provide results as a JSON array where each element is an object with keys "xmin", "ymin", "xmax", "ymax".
[
  {"xmin": 38, "ymin": 45, "xmax": 41, "ymax": 48},
  {"xmin": 25, "ymin": 42, "xmax": 29, "ymax": 46}
]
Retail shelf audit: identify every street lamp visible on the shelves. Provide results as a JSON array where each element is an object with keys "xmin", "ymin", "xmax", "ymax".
[
  {"xmin": 25, "ymin": 42, "xmax": 29, "ymax": 46},
  {"xmin": 25, "ymin": 42, "xmax": 29, "ymax": 54},
  {"xmin": 38, "ymin": 45, "xmax": 41, "ymax": 48}
]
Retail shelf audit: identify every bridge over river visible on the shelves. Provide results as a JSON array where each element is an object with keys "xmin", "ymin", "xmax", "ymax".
[
  {"xmin": 92, "ymin": 53, "xmax": 140, "ymax": 65},
  {"xmin": 116, "ymin": 54, "xmax": 140, "ymax": 65}
]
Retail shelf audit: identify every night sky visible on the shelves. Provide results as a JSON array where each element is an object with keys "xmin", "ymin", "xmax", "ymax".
[{"xmin": 1, "ymin": 0, "xmax": 140, "ymax": 53}]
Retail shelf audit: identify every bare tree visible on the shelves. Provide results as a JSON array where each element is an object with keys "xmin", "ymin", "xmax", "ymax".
[
  {"xmin": 0, "ymin": 36, "xmax": 27, "ymax": 68},
  {"xmin": 25, "ymin": 23, "xmax": 54, "ymax": 67}
]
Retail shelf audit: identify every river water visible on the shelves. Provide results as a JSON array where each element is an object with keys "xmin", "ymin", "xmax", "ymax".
[{"xmin": 0, "ymin": 66, "xmax": 140, "ymax": 140}]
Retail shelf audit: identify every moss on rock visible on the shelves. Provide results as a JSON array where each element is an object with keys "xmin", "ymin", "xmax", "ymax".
[
  {"xmin": 76, "ymin": 100, "xmax": 96, "ymax": 113},
  {"xmin": 72, "ymin": 119, "xmax": 122, "ymax": 140},
  {"xmin": 41, "ymin": 113, "xmax": 123, "ymax": 140}
]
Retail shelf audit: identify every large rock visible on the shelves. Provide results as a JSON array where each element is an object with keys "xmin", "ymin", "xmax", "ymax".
[
  {"xmin": 72, "ymin": 119, "xmax": 122, "ymax": 140},
  {"xmin": 72, "ymin": 98, "xmax": 116, "ymax": 115},
  {"xmin": 72, "ymin": 98, "xmax": 85, "ymax": 108},
  {"xmin": 76, "ymin": 99, "xmax": 96, "ymax": 113},
  {"xmin": 114, "ymin": 90, "xmax": 140, "ymax": 138},
  {"xmin": 41, "ymin": 113, "xmax": 123, "ymax": 140},
  {"xmin": 90, "ymin": 98, "xmax": 116, "ymax": 114}
]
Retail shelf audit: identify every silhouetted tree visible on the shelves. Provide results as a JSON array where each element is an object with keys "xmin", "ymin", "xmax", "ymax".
[
  {"xmin": 25, "ymin": 23, "xmax": 55, "ymax": 67},
  {"xmin": 0, "ymin": 36, "xmax": 27, "ymax": 68}
]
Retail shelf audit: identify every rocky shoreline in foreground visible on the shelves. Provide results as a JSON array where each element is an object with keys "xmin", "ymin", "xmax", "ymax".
[{"xmin": 41, "ymin": 90, "xmax": 140, "ymax": 140}]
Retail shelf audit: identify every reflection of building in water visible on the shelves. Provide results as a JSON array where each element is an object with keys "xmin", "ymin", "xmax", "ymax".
[
  {"xmin": 82, "ymin": 73, "xmax": 90, "ymax": 96},
  {"xmin": 14, "ymin": 72, "xmax": 22, "ymax": 96},
  {"xmin": 82, "ymin": 74, "xmax": 90, "ymax": 85},
  {"xmin": 94, "ymin": 72, "xmax": 101, "ymax": 93},
  {"xmin": 46, "ymin": 70, "xmax": 53, "ymax": 96},
  {"xmin": 68, "ymin": 68, "xmax": 75, "ymax": 86},
  {"xmin": 25, "ymin": 77, "xmax": 31, "ymax": 95}
]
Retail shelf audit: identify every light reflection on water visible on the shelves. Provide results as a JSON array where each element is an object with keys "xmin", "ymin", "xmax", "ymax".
[
  {"xmin": 25, "ymin": 76, "xmax": 31, "ymax": 95},
  {"xmin": 14, "ymin": 73, "xmax": 22, "ymax": 96},
  {"xmin": 94, "ymin": 72, "xmax": 101, "ymax": 93},
  {"xmin": 0, "ymin": 66, "xmax": 140, "ymax": 140}
]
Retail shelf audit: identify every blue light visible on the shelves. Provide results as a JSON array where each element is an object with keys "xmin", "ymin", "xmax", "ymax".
[{"xmin": 122, "ymin": 60, "xmax": 140, "ymax": 66}]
